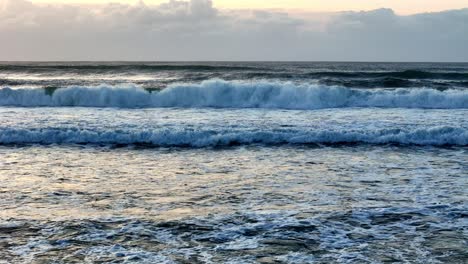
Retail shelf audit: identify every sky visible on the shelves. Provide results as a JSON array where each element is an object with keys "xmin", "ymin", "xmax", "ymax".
[
  {"xmin": 1, "ymin": 0, "xmax": 467, "ymax": 61},
  {"xmin": 30, "ymin": 0, "xmax": 468, "ymax": 15}
]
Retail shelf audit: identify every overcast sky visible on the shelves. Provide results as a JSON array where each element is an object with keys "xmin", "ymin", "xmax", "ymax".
[
  {"xmin": 30, "ymin": 0, "xmax": 468, "ymax": 15},
  {"xmin": 1, "ymin": 0, "xmax": 467, "ymax": 61}
]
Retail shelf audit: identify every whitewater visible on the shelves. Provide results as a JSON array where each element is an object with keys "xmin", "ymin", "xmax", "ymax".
[
  {"xmin": 1, "ymin": 80, "xmax": 467, "ymax": 109},
  {"xmin": 1, "ymin": 62, "xmax": 467, "ymax": 263},
  {"xmin": 1, "ymin": 106, "xmax": 466, "ymax": 146}
]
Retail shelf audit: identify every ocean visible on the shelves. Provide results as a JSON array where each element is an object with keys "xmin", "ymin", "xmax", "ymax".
[{"xmin": 0, "ymin": 62, "xmax": 467, "ymax": 263}]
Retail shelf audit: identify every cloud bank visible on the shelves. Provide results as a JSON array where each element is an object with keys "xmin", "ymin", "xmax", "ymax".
[{"xmin": 0, "ymin": 0, "xmax": 467, "ymax": 61}]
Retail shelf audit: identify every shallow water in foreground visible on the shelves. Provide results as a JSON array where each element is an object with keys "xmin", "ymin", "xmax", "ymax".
[{"xmin": 1, "ymin": 145, "xmax": 466, "ymax": 263}]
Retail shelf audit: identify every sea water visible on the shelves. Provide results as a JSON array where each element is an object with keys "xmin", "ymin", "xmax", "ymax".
[{"xmin": 0, "ymin": 62, "xmax": 467, "ymax": 263}]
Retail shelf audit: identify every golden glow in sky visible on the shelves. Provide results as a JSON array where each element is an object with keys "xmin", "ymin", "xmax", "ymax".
[{"xmin": 30, "ymin": 0, "xmax": 468, "ymax": 14}]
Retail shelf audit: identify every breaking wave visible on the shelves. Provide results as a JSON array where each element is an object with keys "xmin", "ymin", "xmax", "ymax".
[
  {"xmin": 0, "ymin": 126, "xmax": 466, "ymax": 147},
  {"xmin": 0, "ymin": 80, "xmax": 467, "ymax": 109}
]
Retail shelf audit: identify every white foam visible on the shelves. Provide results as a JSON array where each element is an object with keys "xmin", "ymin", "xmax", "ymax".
[
  {"xmin": 1, "ymin": 80, "xmax": 467, "ymax": 109},
  {"xmin": 0, "ymin": 126, "xmax": 465, "ymax": 146}
]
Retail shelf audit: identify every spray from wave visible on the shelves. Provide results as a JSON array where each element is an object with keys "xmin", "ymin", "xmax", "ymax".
[{"xmin": 0, "ymin": 79, "xmax": 467, "ymax": 109}]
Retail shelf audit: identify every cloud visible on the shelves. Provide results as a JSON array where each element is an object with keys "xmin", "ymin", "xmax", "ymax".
[{"xmin": 0, "ymin": 0, "xmax": 467, "ymax": 61}]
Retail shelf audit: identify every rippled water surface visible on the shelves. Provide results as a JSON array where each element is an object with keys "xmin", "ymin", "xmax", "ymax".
[{"xmin": 1, "ymin": 144, "xmax": 467, "ymax": 263}]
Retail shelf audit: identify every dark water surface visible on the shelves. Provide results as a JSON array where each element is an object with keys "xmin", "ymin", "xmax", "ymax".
[{"xmin": 1, "ymin": 61, "xmax": 468, "ymax": 90}]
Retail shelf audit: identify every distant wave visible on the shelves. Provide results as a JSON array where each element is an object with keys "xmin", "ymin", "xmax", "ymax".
[
  {"xmin": 0, "ymin": 64, "xmax": 260, "ymax": 72},
  {"xmin": 320, "ymin": 77, "xmax": 416, "ymax": 88},
  {"xmin": 0, "ymin": 126, "xmax": 465, "ymax": 147},
  {"xmin": 1, "ymin": 80, "xmax": 467, "ymax": 109},
  {"xmin": 306, "ymin": 70, "xmax": 468, "ymax": 80},
  {"xmin": 3, "ymin": 65, "xmax": 467, "ymax": 80},
  {"xmin": 244, "ymin": 70, "xmax": 468, "ymax": 81}
]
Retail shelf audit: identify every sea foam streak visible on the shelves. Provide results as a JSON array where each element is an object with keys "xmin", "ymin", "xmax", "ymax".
[
  {"xmin": 1, "ymin": 79, "xmax": 467, "ymax": 109},
  {"xmin": 0, "ymin": 126, "xmax": 466, "ymax": 146}
]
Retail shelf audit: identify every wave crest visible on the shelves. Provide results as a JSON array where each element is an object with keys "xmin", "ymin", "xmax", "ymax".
[
  {"xmin": 0, "ymin": 126, "xmax": 466, "ymax": 147},
  {"xmin": 1, "ymin": 80, "xmax": 467, "ymax": 109}
]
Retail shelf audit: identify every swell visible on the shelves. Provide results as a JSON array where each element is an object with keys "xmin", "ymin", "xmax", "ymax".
[
  {"xmin": 0, "ymin": 64, "xmax": 260, "ymax": 72},
  {"xmin": 307, "ymin": 70, "xmax": 468, "ymax": 80},
  {"xmin": 2, "ymin": 65, "xmax": 467, "ymax": 80},
  {"xmin": 238, "ymin": 70, "xmax": 468, "ymax": 80},
  {"xmin": 0, "ymin": 126, "xmax": 465, "ymax": 147},
  {"xmin": 319, "ymin": 78, "xmax": 468, "ymax": 89},
  {"xmin": 0, "ymin": 80, "xmax": 467, "ymax": 109}
]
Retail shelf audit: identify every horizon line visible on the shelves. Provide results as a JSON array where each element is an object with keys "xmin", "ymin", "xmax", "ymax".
[{"xmin": 1, "ymin": 60, "xmax": 468, "ymax": 64}]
